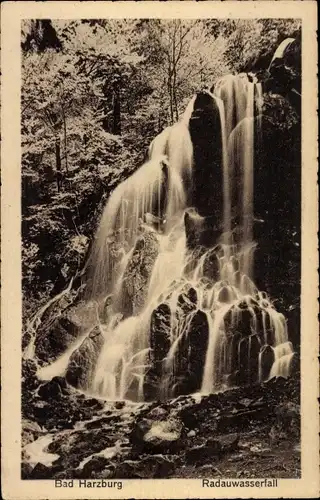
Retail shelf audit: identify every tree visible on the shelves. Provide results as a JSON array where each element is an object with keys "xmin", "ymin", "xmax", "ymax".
[
  {"xmin": 21, "ymin": 20, "xmax": 62, "ymax": 52},
  {"xmin": 131, "ymin": 19, "xmax": 231, "ymax": 124}
]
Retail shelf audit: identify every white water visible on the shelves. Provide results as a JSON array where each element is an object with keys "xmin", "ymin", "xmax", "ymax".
[
  {"xmin": 24, "ymin": 435, "xmax": 59, "ymax": 467},
  {"xmin": 269, "ymin": 341, "xmax": 295, "ymax": 379},
  {"xmin": 215, "ymin": 73, "xmax": 260, "ymax": 276},
  {"xmin": 31, "ymin": 73, "xmax": 294, "ymax": 401}
]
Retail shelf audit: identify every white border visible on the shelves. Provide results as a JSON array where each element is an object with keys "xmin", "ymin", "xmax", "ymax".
[{"xmin": 1, "ymin": 2, "xmax": 318, "ymax": 499}]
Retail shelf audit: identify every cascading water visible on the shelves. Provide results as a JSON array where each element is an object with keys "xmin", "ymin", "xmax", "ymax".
[
  {"xmin": 215, "ymin": 73, "xmax": 260, "ymax": 275},
  {"xmin": 33, "ymin": 74, "xmax": 295, "ymax": 402}
]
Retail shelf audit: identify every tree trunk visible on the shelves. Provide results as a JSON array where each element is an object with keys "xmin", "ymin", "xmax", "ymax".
[
  {"xmin": 55, "ymin": 137, "xmax": 62, "ymax": 192},
  {"xmin": 61, "ymin": 104, "xmax": 68, "ymax": 174},
  {"xmin": 168, "ymin": 77, "xmax": 174, "ymax": 125},
  {"xmin": 172, "ymin": 68, "xmax": 179, "ymax": 122}
]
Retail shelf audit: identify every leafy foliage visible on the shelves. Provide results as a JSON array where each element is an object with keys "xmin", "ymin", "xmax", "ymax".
[{"xmin": 21, "ymin": 18, "xmax": 301, "ymax": 317}]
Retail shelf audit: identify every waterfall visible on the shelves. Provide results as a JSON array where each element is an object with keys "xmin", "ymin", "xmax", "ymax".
[
  {"xmin": 269, "ymin": 342, "xmax": 295, "ymax": 379},
  {"xmin": 86, "ymin": 156, "xmax": 164, "ymax": 299},
  {"xmin": 215, "ymin": 73, "xmax": 259, "ymax": 275},
  {"xmin": 36, "ymin": 73, "xmax": 295, "ymax": 401}
]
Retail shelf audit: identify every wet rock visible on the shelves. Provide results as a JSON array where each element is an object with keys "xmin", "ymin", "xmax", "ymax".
[
  {"xmin": 34, "ymin": 301, "xmax": 98, "ymax": 364},
  {"xmin": 187, "ymin": 310, "xmax": 209, "ymax": 392},
  {"xmin": 289, "ymin": 352, "xmax": 300, "ymax": 377},
  {"xmin": 143, "ymin": 369, "xmax": 162, "ymax": 402},
  {"xmin": 130, "ymin": 416, "xmax": 184, "ymax": 454},
  {"xmin": 114, "ymin": 455, "xmax": 175, "ymax": 479},
  {"xmin": 184, "ymin": 211, "xmax": 204, "ymax": 250},
  {"xmin": 114, "ymin": 401, "xmax": 125, "ymax": 410},
  {"xmin": 82, "ymin": 397, "xmax": 105, "ymax": 410},
  {"xmin": 187, "ymin": 429, "xmax": 196, "ymax": 438},
  {"xmin": 25, "ymin": 387, "xmax": 106, "ymax": 431},
  {"xmin": 259, "ymin": 345, "xmax": 275, "ymax": 381},
  {"xmin": 30, "ymin": 399, "xmax": 51, "ymax": 423},
  {"xmin": 248, "ymin": 335, "xmax": 262, "ymax": 384},
  {"xmin": 224, "ymin": 300, "xmax": 272, "ymax": 385},
  {"xmin": 52, "ymin": 469, "xmax": 83, "ymax": 480},
  {"xmin": 48, "ymin": 428, "xmax": 118, "ymax": 472},
  {"xmin": 22, "ymin": 420, "xmax": 43, "ymax": 446},
  {"xmin": 65, "ymin": 327, "xmax": 104, "ymax": 389},
  {"xmin": 253, "ymin": 91, "xmax": 300, "ymax": 302},
  {"xmin": 179, "ymin": 406, "xmax": 200, "ymax": 430},
  {"xmin": 184, "ymin": 211, "xmax": 221, "ymax": 250},
  {"xmin": 148, "ymin": 406, "xmax": 170, "ymax": 420},
  {"xmin": 143, "ymin": 303, "xmax": 171, "ymax": 401},
  {"xmin": 218, "ymin": 286, "xmax": 232, "ymax": 303},
  {"xmin": 23, "ymin": 375, "xmax": 300, "ymax": 479},
  {"xmin": 122, "ymin": 229, "xmax": 159, "ymax": 315},
  {"xmin": 150, "ymin": 303, "xmax": 171, "ymax": 363},
  {"xmin": 38, "ymin": 376, "xmax": 69, "ymax": 400},
  {"xmin": 189, "ymin": 91, "xmax": 223, "ymax": 220},
  {"xmin": 85, "ymin": 416, "xmax": 121, "ymax": 430},
  {"xmin": 224, "ymin": 301, "xmax": 251, "ymax": 337},
  {"xmin": 177, "ymin": 285, "xmax": 198, "ymax": 314}
]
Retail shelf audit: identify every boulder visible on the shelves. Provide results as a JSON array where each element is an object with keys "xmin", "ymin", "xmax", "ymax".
[
  {"xmin": 177, "ymin": 285, "xmax": 198, "ymax": 315},
  {"xmin": 143, "ymin": 303, "xmax": 171, "ymax": 401},
  {"xmin": 38, "ymin": 376, "xmax": 69, "ymax": 400},
  {"xmin": 21, "ymin": 420, "xmax": 44, "ymax": 447},
  {"xmin": 34, "ymin": 300, "xmax": 98, "ymax": 364},
  {"xmin": 150, "ymin": 303, "xmax": 171, "ymax": 363},
  {"xmin": 187, "ymin": 310, "xmax": 210, "ymax": 392},
  {"xmin": 65, "ymin": 326, "xmax": 104, "ymax": 390},
  {"xmin": 130, "ymin": 416, "xmax": 184, "ymax": 454},
  {"xmin": 259, "ymin": 345, "xmax": 275, "ymax": 381},
  {"xmin": 122, "ymin": 229, "xmax": 159, "ymax": 316}
]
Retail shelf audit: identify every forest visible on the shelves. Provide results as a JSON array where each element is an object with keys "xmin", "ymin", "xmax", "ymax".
[{"xmin": 21, "ymin": 18, "xmax": 301, "ymax": 318}]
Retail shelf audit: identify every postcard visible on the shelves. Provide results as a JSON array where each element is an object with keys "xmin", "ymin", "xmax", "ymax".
[{"xmin": 1, "ymin": 1, "xmax": 318, "ymax": 498}]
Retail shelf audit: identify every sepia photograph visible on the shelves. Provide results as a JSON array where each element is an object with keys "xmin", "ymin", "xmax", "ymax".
[
  {"xmin": 20, "ymin": 15, "xmax": 302, "ymax": 481},
  {"xmin": 1, "ymin": 1, "xmax": 318, "ymax": 499}
]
